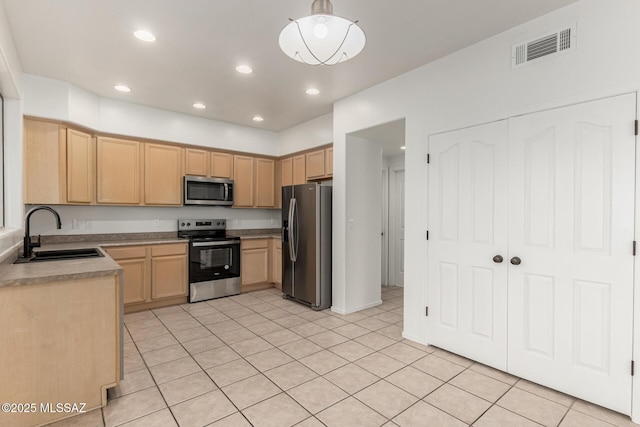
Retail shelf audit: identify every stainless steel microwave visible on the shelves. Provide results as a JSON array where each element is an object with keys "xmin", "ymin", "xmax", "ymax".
[{"xmin": 183, "ymin": 176, "xmax": 234, "ymax": 206}]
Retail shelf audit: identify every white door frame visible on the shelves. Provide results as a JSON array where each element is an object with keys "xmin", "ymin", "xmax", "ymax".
[
  {"xmin": 381, "ymin": 167, "xmax": 389, "ymax": 286},
  {"xmin": 389, "ymin": 166, "xmax": 405, "ymax": 286}
]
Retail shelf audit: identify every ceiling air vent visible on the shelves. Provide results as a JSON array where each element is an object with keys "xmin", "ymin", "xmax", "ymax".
[{"xmin": 512, "ymin": 25, "xmax": 576, "ymax": 69}]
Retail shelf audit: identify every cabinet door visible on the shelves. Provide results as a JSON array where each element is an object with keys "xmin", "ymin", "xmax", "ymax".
[
  {"xmin": 281, "ymin": 157, "xmax": 293, "ymax": 186},
  {"xmin": 325, "ymin": 147, "xmax": 333, "ymax": 177},
  {"xmin": 104, "ymin": 246, "xmax": 149, "ymax": 305},
  {"xmin": 145, "ymin": 143, "xmax": 183, "ymax": 205},
  {"xmin": 185, "ymin": 148, "xmax": 210, "ymax": 177},
  {"xmin": 24, "ymin": 119, "xmax": 65, "ymax": 204},
  {"xmin": 97, "ymin": 137, "xmax": 141, "ymax": 204},
  {"xmin": 255, "ymin": 158, "xmax": 275, "ymax": 207},
  {"xmin": 151, "ymin": 255, "xmax": 188, "ymax": 300},
  {"xmin": 306, "ymin": 150, "xmax": 325, "ymax": 179},
  {"xmin": 66, "ymin": 129, "xmax": 95, "ymax": 204},
  {"xmin": 241, "ymin": 239, "xmax": 269, "ymax": 285},
  {"xmin": 233, "ymin": 155, "xmax": 255, "ymax": 207},
  {"xmin": 292, "ymin": 155, "xmax": 306, "ymax": 185},
  {"xmin": 211, "ymin": 152, "xmax": 233, "ymax": 178}
]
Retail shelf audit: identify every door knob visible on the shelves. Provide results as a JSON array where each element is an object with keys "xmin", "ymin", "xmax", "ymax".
[
  {"xmin": 492, "ymin": 255, "xmax": 503, "ymax": 263},
  {"xmin": 510, "ymin": 256, "xmax": 522, "ymax": 266}
]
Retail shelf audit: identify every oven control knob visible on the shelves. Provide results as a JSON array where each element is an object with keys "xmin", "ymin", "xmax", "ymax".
[
  {"xmin": 225, "ymin": 265, "xmax": 229, "ymax": 269},
  {"xmin": 187, "ymin": 222, "xmax": 191, "ymax": 226},
  {"xmin": 181, "ymin": 222, "xmax": 185, "ymax": 226}
]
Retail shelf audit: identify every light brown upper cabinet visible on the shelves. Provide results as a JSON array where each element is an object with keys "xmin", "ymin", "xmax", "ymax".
[
  {"xmin": 66, "ymin": 129, "xmax": 95, "ymax": 204},
  {"xmin": 144, "ymin": 143, "xmax": 184, "ymax": 205},
  {"xmin": 326, "ymin": 147, "xmax": 333, "ymax": 176},
  {"xmin": 306, "ymin": 149, "xmax": 326, "ymax": 179},
  {"xmin": 281, "ymin": 157, "xmax": 293, "ymax": 187},
  {"xmin": 184, "ymin": 148, "xmax": 209, "ymax": 177},
  {"xmin": 292, "ymin": 155, "xmax": 306, "ymax": 185},
  {"xmin": 233, "ymin": 155, "xmax": 255, "ymax": 207},
  {"xmin": 255, "ymin": 158, "xmax": 275, "ymax": 208},
  {"xmin": 96, "ymin": 137, "xmax": 142, "ymax": 205},
  {"xmin": 211, "ymin": 152, "xmax": 233, "ymax": 178},
  {"xmin": 24, "ymin": 119, "xmax": 96, "ymax": 205},
  {"xmin": 23, "ymin": 119, "xmax": 66, "ymax": 204}
]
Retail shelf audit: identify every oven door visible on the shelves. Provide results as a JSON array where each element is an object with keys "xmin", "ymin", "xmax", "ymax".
[{"xmin": 189, "ymin": 240, "xmax": 240, "ymax": 283}]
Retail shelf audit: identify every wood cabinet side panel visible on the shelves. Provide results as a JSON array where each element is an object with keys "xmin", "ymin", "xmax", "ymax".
[
  {"xmin": 326, "ymin": 147, "xmax": 333, "ymax": 176},
  {"xmin": 0, "ymin": 277, "xmax": 118, "ymax": 426}
]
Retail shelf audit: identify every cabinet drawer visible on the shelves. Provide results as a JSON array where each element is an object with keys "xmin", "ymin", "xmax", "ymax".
[
  {"xmin": 151, "ymin": 243, "xmax": 188, "ymax": 257},
  {"xmin": 104, "ymin": 245, "xmax": 147, "ymax": 260},
  {"xmin": 241, "ymin": 239, "xmax": 269, "ymax": 249}
]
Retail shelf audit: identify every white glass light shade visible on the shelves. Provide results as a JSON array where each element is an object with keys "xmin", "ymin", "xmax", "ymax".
[{"xmin": 279, "ymin": 14, "xmax": 365, "ymax": 65}]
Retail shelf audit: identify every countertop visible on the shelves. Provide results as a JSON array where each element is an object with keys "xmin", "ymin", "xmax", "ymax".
[
  {"xmin": 0, "ymin": 236, "xmax": 188, "ymax": 288},
  {"xmin": 227, "ymin": 228, "xmax": 281, "ymax": 240}
]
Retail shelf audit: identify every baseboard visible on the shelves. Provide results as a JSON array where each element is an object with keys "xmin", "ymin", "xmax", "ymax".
[{"xmin": 332, "ymin": 299, "xmax": 382, "ymax": 315}]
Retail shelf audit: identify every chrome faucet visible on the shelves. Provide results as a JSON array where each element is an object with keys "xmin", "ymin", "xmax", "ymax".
[{"xmin": 23, "ymin": 206, "xmax": 62, "ymax": 258}]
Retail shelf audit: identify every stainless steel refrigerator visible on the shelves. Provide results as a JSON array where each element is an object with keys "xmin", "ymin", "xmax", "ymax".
[{"xmin": 282, "ymin": 183, "xmax": 332, "ymax": 310}]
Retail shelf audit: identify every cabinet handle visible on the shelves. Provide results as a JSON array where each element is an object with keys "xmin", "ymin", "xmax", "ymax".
[
  {"xmin": 493, "ymin": 255, "xmax": 503, "ymax": 263},
  {"xmin": 510, "ymin": 256, "xmax": 522, "ymax": 266}
]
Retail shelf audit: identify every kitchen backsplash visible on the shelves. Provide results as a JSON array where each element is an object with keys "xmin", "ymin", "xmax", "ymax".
[{"xmin": 25, "ymin": 205, "xmax": 282, "ymax": 236}]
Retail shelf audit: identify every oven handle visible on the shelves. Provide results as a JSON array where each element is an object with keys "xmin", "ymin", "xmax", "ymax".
[{"xmin": 192, "ymin": 241, "xmax": 239, "ymax": 247}]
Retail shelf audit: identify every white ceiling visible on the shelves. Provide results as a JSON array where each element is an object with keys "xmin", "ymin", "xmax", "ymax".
[{"xmin": 3, "ymin": 0, "xmax": 577, "ymax": 132}]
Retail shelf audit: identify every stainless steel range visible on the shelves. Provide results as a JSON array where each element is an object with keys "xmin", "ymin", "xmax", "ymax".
[{"xmin": 178, "ymin": 219, "xmax": 240, "ymax": 303}]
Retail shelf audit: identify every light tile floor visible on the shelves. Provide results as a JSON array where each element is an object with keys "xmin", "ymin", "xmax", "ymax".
[{"xmin": 49, "ymin": 286, "xmax": 637, "ymax": 427}]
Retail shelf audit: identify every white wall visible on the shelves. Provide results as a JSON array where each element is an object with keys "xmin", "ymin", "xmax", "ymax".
[
  {"xmin": 278, "ymin": 113, "xmax": 333, "ymax": 156},
  {"xmin": 332, "ymin": 0, "xmax": 640, "ymax": 344},
  {"xmin": 332, "ymin": 135, "xmax": 381, "ymax": 313},
  {"xmin": 22, "ymin": 74, "xmax": 281, "ymax": 156}
]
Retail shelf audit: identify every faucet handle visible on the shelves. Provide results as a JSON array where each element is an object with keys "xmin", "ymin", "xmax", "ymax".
[{"xmin": 31, "ymin": 235, "xmax": 41, "ymax": 248}]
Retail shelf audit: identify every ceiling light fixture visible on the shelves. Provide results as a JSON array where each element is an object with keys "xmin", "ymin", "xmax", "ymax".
[
  {"xmin": 400, "ymin": 146, "xmax": 406, "ymax": 150},
  {"xmin": 279, "ymin": 0, "xmax": 366, "ymax": 65},
  {"xmin": 236, "ymin": 65, "xmax": 253, "ymax": 74},
  {"xmin": 253, "ymin": 115, "xmax": 264, "ymax": 122},
  {"xmin": 114, "ymin": 85, "xmax": 131, "ymax": 92},
  {"xmin": 306, "ymin": 88, "xmax": 320, "ymax": 95},
  {"xmin": 193, "ymin": 103, "xmax": 206, "ymax": 109},
  {"xmin": 133, "ymin": 30, "xmax": 156, "ymax": 42}
]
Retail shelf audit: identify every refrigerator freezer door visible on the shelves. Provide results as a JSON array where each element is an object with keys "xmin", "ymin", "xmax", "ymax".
[
  {"xmin": 292, "ymin": 184, "xmax": 319, "ymax": 306},
  {"xmin": 282, "ymin": 186, "xmax": 294, "ymax": 297}
]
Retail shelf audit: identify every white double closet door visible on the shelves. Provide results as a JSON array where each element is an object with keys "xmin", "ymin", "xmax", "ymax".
[{"xmin": 427, "ymin": 93, "xmax": 636, "ymax": 414}]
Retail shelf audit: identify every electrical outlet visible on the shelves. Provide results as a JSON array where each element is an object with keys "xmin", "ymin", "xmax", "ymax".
[
  {"xmin": 153, "ymin": 219, "xmax": 160, "ymax": 227},
  {"xmin": 86, "ymin": 219, "xmax": 94, "ymax": 229},
  {"xmin": 72, "ymin": 219, "xmax": 85, "ymax": 229}
]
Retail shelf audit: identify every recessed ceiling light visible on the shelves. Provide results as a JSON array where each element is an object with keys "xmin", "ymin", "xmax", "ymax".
[
  {"xmin": 306, "ymin": 88, "xmax": 320, "ymax": 95},
  {"xmin": 236, "ymin": 65, "xmax": 253, "ymax": 74},
  {"xmin": 253, "ymin": 115, "xmax": 264, "ymax": 122},
  {"xmin": 400, "ymin": 146, "xmax": 406, "ymax": 150},
  {"xmin": 192, "ymin": 103, "xmax": 206, "ymax": 109},
  {"xmin": 134, "ymin": 30, "xmax": 156, "ymax": 42},
  {"xmin": 114, "ymin": 85, "xmax": 131, "ymax": 93}
]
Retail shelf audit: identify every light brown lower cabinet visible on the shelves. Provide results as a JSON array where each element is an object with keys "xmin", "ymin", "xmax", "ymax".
[
  {"xmin": 0, "ymin": 274, "xmax": 120, "ymax": 427},
  {"xmin": 241, "ymin": 237, "xmax": 282, "ymax": 292},
  {"xmin": 104, "ymin": 242, "xmax": 188, "ymax": 313}
]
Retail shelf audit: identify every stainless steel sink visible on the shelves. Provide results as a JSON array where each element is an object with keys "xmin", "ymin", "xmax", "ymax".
[{"xmin": 15, "ymin": 248, "xmax": 104, "ymax": 263}]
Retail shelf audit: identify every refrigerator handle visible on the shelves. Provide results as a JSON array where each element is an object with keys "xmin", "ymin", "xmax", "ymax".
[
  {"xmin": 288, "ymin": 198, "xmax": 297, "ymax": 262},
  {"xmin": 293, "ymin": 197, "xmax": 299, "ymax": 262}
]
